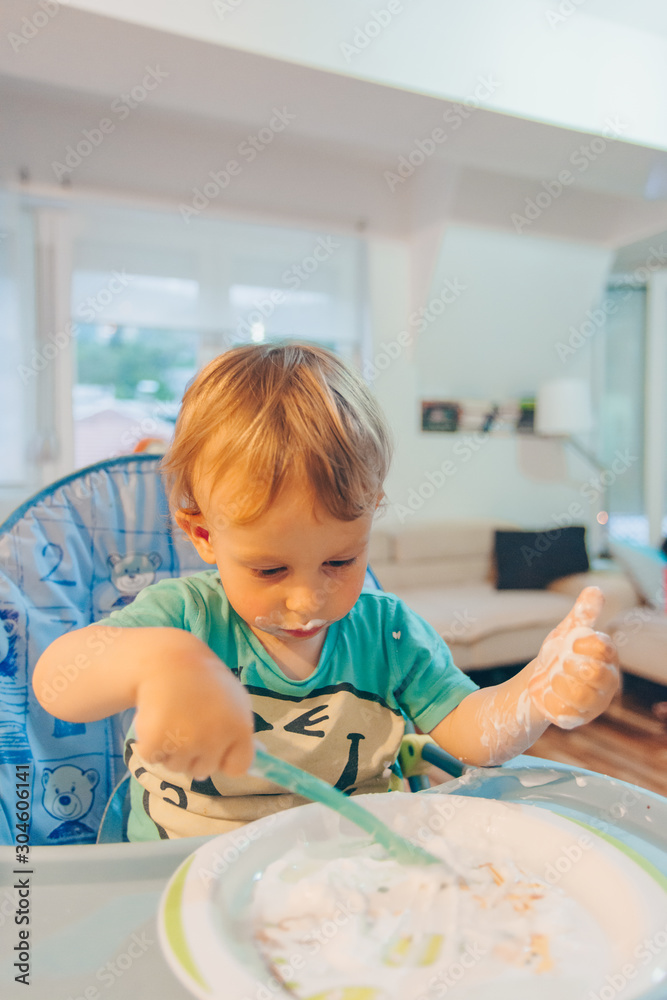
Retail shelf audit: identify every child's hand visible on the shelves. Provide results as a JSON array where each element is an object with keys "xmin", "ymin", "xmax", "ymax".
[
  {"xmin": 528, "ymin": 586, "xmax": 619, "ymax": 729},
  {"xmin": 133, "ymin": 643, "xmax": 255, "ymax": 779}
]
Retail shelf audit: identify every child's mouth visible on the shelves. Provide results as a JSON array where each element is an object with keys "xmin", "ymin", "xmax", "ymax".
[
  {"xmin": 254, "ymin": 617, "xmax": 327, "ymax": 639},
  {"xmin": 281, "ymin": 624, "xmax": 325, "ymax": 639}
]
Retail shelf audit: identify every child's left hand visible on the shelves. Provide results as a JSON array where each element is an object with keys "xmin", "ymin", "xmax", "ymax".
[{"xmin": 528, "ymin": 586, "xmax": 619, "ymax": 729}]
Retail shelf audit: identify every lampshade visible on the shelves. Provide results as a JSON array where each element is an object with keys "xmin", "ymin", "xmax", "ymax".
[{"xmin": 536, "ymin": 378, "xmax": 594, "ymax": 436}]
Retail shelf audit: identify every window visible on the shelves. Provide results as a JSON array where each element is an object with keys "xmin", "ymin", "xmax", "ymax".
[
  {"xmin": 73, "ymin": 323, "xmax": 198, "ymax": 467},
  {"xmin": 598, "ymin": 273, "xmax": 667, "ymax": 547},
  {"xmin": 598, "ymin": 285, "xmax": 646, "ymax": 542},
  {"xmin": 0, "ymin": 195, "xmax": 35, "ymax": 491},
  {"xmin": 0, "ymin": 196, "xmax": 365, "ymax": 511}
]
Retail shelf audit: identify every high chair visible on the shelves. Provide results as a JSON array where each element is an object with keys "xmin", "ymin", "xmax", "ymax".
[
  {"xmin": 0, "ymin": 454, "xmax": 436, "ymax": 846},
  {"xmin": 0, "ymin": 454, "xmax": 211, "ymax": 845}
]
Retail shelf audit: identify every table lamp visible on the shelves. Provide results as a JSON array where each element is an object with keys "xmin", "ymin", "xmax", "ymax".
[{"xmin": 536, "ymin": 377, "xmax": 593, "ymax": 438}]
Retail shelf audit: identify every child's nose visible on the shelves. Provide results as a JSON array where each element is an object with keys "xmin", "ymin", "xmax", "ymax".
[{"xmin": 285, "ymin": 584, "xmax": 322, "ymax": 615}]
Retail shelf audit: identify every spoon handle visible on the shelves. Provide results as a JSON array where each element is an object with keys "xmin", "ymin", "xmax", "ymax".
[{"xmin": 250, "ymin": 746, "xmax": 440, "ymax": 866}]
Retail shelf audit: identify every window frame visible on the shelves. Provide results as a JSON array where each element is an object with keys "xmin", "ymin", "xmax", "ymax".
[
  {"xmin": 645, "ymin": 270, "xmax": 667, "ymax": 544},
  {"xmin": 0, "ymin": 192, "xmax": 367, "ymax": 518}
]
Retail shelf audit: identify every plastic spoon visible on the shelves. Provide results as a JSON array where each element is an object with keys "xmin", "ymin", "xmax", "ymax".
[{"xmin": 250, "ymin": 746, "xmax": 441, "ymax": 867}]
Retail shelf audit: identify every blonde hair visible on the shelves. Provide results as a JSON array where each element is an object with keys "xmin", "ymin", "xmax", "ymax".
[{"xmin": 161, "ymin": 343, "xmax": 392, "ymax": 523}]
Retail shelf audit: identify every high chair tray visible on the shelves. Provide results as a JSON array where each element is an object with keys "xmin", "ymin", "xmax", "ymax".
[
  {"xmin": 1, "ymin": 759, "xmax": 665, "ymax": 1000},
  {"xmin": 158, "ymin": 786, "xmax": 667, "ymax": 1000}
]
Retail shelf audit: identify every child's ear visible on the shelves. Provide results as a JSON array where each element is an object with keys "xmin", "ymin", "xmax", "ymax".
[{"xmin": 174, "ymin": 511, "xmax": 217, "ymax": 564}]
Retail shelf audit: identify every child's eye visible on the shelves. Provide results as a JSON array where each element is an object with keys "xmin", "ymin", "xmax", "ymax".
[
  {"xmin": 252, "ymin": 567, "xmax": 286, "ymax": 578},
  {"xmin": 325, "ymin": 558, "xmax": 356, "ymax": 569}
]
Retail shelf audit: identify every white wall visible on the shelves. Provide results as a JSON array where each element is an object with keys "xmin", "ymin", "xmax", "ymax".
[
  {"xmin": 367, "ymin": 227, "xmax": 614, "ymax": 543},
  {"xmin": 416, "ymin": 226, "xmax": 611, "ymax": 398}
]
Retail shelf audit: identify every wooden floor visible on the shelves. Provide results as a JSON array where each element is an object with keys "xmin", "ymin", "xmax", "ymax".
[{"xmin": 524, "ymin": 674, "xmax": 667, "ymax": 797}]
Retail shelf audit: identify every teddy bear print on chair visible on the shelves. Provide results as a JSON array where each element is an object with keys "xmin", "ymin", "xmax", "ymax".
[{"xmin": 0, "ymin": 455, "xmax": 209, "ymax": 845}]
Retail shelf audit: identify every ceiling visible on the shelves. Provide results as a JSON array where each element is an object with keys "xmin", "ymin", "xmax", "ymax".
[
  {"xmin": 583, "ymin": 0, "xmax": 667, "ymax": 37},
  {"xmin": 1, "ymin": 0, "xmax": 666, "ymax": 264}
]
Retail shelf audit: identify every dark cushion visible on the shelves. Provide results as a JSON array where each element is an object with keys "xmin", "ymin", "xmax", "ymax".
[{"xmin": 494, "ymin": 526, "xmax": 590, "ymax": 590}]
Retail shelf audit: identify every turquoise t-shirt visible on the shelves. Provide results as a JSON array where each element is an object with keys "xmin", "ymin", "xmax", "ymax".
[{"xmin": 106, "ymin": 570, "xmax": 478, "ymax": 840}]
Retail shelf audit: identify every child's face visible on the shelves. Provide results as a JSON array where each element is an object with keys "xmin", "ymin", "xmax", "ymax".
[{"xmin": 179, "ymin": 478, "xmax": 375, "ymax": 661}]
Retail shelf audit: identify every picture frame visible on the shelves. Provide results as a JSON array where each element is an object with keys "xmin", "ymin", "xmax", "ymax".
[{"xmin": 421, "ymin": 400, "xmax": 460, "ymax": 432}]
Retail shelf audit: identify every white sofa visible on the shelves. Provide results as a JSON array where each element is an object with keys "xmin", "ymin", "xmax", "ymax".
[
  {"xmin": 609, "ymin": 608, "xmax": 667, "ymax": 687},
  {"xmin": 368, "ymin": 519, "xmax": 639, "ymax": 672},
  {"xmin": 602, "ymin": 542, "xmax": 667, "ymax": 687}
]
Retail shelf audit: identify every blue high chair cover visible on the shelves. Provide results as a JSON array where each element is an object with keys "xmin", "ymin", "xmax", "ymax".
[
  {"xmin": 0, "ymin": 455, "xmax": 212, "ymax": 846},
  {"xmin": 0, "ymin": 454, "xmax": 383, "ymax": 846}
]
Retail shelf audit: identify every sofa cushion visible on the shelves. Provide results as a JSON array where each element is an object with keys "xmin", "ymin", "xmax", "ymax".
[
  {"xmin": 371, "ymin": 519, "xmax": 516, "ymax": 589},
  {"xmin": 386, "ymin": 583, "xmax": 574, "ymax": 646},
  {"xmin": 494, "ymin": 526, "xmax": 589, "ymax": 590},
  {"xmin": 447, "ymin": 627, "xmax": 566, "ymax": 671},
  {"xmin": 547, "ymin": 570, "xmax": 640, "ymax": 630},
  {"xmin": 608, "ymin": 539, "xmax": 667, "ymax": 610},
  {"xmin": 393, "ymin": 519, "xmax": 512, "ymax": 563},
  {"xmin": 371, "ymin": 556, "xmax": 491, "ymax": 591},
  {"xmin": 608, "ymin": 608, "xmax": 667, "ymax": 686}
]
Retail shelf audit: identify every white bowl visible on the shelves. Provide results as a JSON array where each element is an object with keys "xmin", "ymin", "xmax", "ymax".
[{"xmin": 159, "ymin": 792, "xmax": 667, "ymax": 1000}]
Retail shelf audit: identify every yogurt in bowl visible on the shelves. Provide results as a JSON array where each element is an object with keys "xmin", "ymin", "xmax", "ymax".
[{"xmin": 251, "ymin": 835, "xmax": 607, "ymax": 999}]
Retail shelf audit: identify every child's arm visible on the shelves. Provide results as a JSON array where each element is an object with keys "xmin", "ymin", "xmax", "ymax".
[
  {"xmin": 33, "ymin": 625, "xmax": 255, "ymax": 777},
  {"xmin": 429, "ymin": 586, "xmax": 619, "ymax": 766}
]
